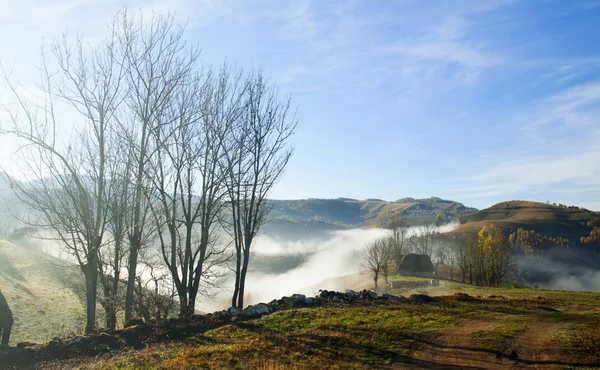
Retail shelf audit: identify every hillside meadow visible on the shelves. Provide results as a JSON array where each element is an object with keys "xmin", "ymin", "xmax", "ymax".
[
  {"xmin": 0, "ymin": 241, "xmax": 86, "ymax": 343},
  {"xmin": 3, "ymin": 275, "xmax": 597, "ymax": 370}
]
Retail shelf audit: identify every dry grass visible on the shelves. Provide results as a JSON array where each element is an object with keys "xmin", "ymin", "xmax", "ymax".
[
  {"xmin": 58, "ymin": 284, "xmax": 600, "ymax": 370},
  {"xmin": 0, "ymin": 241, "xmax": 86, "ymax": 344}
]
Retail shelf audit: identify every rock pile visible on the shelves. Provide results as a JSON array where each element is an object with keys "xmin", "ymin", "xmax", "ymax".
[{"xmin": 318, "ymin": 289, "xmax": 403, "ymax": 303}]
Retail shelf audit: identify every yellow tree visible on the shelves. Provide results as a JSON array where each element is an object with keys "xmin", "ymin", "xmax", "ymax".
[{"xmin": 478, "ymin": 224, "xmax": 515, "ymax": 287}]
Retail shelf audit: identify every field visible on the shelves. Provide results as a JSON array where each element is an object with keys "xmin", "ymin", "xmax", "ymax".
[{"xmin": 20, "ymin": 275, "xmax": 600, "ymax": 370}]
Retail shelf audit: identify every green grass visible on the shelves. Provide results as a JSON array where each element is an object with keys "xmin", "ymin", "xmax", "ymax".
[
  {"xmin": 471, "ymin": 320, "xmax": 527, "ymax": 349},
  {"xmin": 102, "ymin": 303, "xmax": 480, "ymax": 370},
  {"xmin": 84, "ymin": 283, "xmax": 600, "ymax": 370},
  {"xmin": 556, "ymin": 322, "xmax": 600, "ymax": 364}
]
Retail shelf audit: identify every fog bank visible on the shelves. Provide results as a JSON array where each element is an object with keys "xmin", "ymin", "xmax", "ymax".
[
  {"xmin": 519, "ymin": 249, "xmax": 600, "ymax": 292},
  {"xmin": 200, "ymin": 222, "xmax": 460, "ymax": 311}
]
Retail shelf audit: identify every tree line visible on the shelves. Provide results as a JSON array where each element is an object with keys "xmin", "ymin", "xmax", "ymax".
[
  {"xmin": 362, "ymin": 221, "xmax": 517, "ymax": 288},
  {"xmin": 0, "ymin": 10, "xmax": 296, "ymax": 333}
]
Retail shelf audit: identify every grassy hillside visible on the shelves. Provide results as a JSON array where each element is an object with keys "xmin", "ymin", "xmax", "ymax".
[
  {"xmin": 18, "ymin": 277, "xmax": 600, "ymax": 370},
  {"xmin": 268, "ymin": 197, "xmax": 477, "ymax": 231},
  {"xmin": 454, "ymin": 200, "xmax": 597, "ymax": 242},
  {"xmin": 0, "ymin": 240, "xmax": 86, "ymax": 344}
]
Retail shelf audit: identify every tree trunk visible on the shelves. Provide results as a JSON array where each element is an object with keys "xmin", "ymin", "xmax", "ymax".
[
  {"xmin": 125, "ymin": 237, "xmax": 140, "ymax": 322},
  {"xmin": 184, "ymin": 295, "xmax": 196, "ymax": 317},
  {"xmin": 177, "ymin": 293, "xmax": 188, "ymax": 317},
  {"xmin": 231, "ymin": 245, "xmax": 241, "ymax": 308},
  {"xmin": 84, "ymin": 248, "xmax": 99, "ymax": 334},
  {"xmin": 105, "ymin": 305, "xmax": 117, "ymax": 330},
  {"xmin": 236, "ymin": 250, "xmax": 250, "ymax": 309},
  {"xmin": 374, "ymin": 271, "xmax": 379, "ymax": 288}
]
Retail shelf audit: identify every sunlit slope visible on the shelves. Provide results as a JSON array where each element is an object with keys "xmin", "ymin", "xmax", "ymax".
[
  {"xmin": 268, "ymin": 197, "xmax": 477, "ymax": 229},
  {"xmin": 0, "ymin": 240, "xmax": 85, "ymax": 344},
  {"xmin": 454, "ymin": 200, "xmax": 597, "ymax": 241},
  {"xmin": 58, "ymin": 283, "xmax": 600, "ymax": 370}
]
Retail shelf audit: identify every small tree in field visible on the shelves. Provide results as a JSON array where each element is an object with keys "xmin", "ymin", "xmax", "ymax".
[
  {"xmin": 477, "ymin": 224, "xmax": 515, "ymax": 287},
  {"xmin": 362, "ymin": 237, "xmax": 393, "ymax": 288}
]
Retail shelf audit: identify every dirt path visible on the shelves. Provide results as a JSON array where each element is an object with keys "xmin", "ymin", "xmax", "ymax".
[
  {"xmin": 401, "ymin": 316, "xmax": 572, "ymax": 369},
  {"xmin": 405, "ymin": 315, "xmax": 509, "ymax": 369},
  {"xmin": 509, "ymin": 322, "xmax": 570, "ymax": 368}
]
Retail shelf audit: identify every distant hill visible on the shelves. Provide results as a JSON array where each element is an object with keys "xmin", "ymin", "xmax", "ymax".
[
  {"xmin": 0, "ymin": 240, "xmax": 86, "ymax": 344},
  {"xmin": 454, "ymin": 200, "xmax": 598, "ymax": 242},
  {"xmin": 265, "ymin": 197, "xmax": 477, "ymax": 239}
]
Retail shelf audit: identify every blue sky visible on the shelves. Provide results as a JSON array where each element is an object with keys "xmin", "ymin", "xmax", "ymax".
[{"xmin": 0, "ymin": 0, "xmax": 599, "ymax": 210}]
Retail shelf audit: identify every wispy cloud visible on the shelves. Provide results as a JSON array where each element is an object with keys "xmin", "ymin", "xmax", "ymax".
[
  {"xmin": 517, "ymin": 81, "xmax": 600, "ymax": 144},
  {"xmin": 378, "ymin": 41, "xmax": 504, "ymax": 68},
  {"xmin": 580, "ymin": 0, "xmax": 600, "ymax": 9},
  {"xmin": 447, "ymin": 80, "xmax": 600, "ymax": 203}
]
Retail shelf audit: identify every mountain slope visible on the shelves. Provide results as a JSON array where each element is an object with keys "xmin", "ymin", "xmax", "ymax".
[
  {"xmin": 268, "ymin": 197, "xmax": 477, "ymax": 229},
  {"xmin": 0, "ymin": 240, "xmax": 86, "ymax": 344},
  {"xmin": 454, "ymin": 200, "xmax": 597, "ymax": 242}
]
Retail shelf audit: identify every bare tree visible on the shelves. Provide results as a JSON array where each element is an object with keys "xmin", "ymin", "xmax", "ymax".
[
  {"xmin": 116, "ymin": 10, "xmax": 197, "ymax": 321},
  {"xmin": 135, "ymin": 257, "xmax": 177, "ymax": 322},
  {"xmin": 0, "ymin": 26, "xmax": 124, "ymax": 332},
  {"xmin": 453, "ymin": 232, "xmax": 476, "ymax": 284},
  {"xmin": 386, "ymin": 218, "xmax": 409, "ymax": 273},
  {"xmin": 226, "ymin": 70, "xmax": 297, "ymax": 309},
  {"xmin": 446, "ymin": 239, "xmax": 457, "ymax": 281},
  {"xmin": 362, "ymin": 238, "xmax": 392, "ymax": 288},
  {"xmin": 97, "ymin": 143, "xmax": 133, "ymax": 329},
  {"xmin": 379, "ymin": 238, "xmax": 394, "ymax": 285},
  {"xmin": 148, "ymin": 64, "xmax": 234, "ymax": 316},
  {"xmin": 410, "ymin": 223, "xmax": 437, "ymax": 258},
  {"xmin": 433, "ymin": 233, "xmax": 449, "ymax": 275},
  {"xmin": 0, "ymin": 209, "xmax": 14, "ymax": 241}
]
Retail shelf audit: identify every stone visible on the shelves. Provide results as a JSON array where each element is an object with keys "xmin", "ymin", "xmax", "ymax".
[
  {"xmin": 319, "ymin": 290, "xmax": 329, "ymax": 298},
  {"xmin": 191, "ymin": 314, "xmax": 203, "ymax": 321},
  {"xmin": 332, "ymin": 296, "xmax": 344, "ymax": 303},
  {"xmin": 303, "ymin": 297, "xmax": 313, "ymax": 305},
  {"xmin": 66, "ymin": 336, "xmax": 94, "ymax": 352},
  {"xmin": 292, "ymin": 294, "xmax": 306, "ymax": 302},
  {"xmin": 124, "ymin": 318, "xmax": 145, "ymax": 328},
  {"xmin": 228, "ymin": 306, "xmax": 242, "ymax": 316},
  {"xmin": 46, "ymin": 340, "xmax": 63, "ymax": 353},
  {"xmin": 255, "ymin": 303, "xmax": 270, "ymax": 315},
  {"xmin": 345, "ymin": 290, "xmax": 358, "ymax": 299},
  {"xmin": 242, "ymin": 303, "xmax": 270, "ymax": 317},
  {"xmin": 281, "ymin": 297, "xmax": 296, "ymax": 308},
  {"xmin": 96, "ymin": 333, "xmax": 121, "ymax": 350},
  {"xmin": 118, "ymin": 331, "xmax": 145, "ymax": 349}
]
